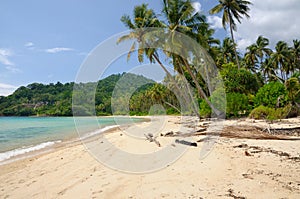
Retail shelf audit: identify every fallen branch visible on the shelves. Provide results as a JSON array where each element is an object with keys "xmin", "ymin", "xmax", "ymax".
[
  {"xmin": 144, "ymin": 133, "xmax": 161, "ymax": 147},
  {"xmin": 175, "ymin": 139, "xmax": 197, "ymax": 147}
]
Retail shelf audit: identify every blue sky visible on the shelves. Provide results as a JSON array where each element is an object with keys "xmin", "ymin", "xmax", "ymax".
[{"xmin": 0, "ymin": 0, "xmax": 299, "ymax": 95}]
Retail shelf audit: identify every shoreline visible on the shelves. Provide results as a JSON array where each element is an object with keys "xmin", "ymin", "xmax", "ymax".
[
  {"xmin": 0, "ymin": 116, "xmax": 150, "ymax": 165},
  {"xmin": 1, "ymin": 116, "xmax": 299, "ymax": 198}
]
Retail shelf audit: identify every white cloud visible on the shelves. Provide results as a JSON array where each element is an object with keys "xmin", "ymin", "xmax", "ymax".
[
  {"xmin": 0, "ymin": 83, "xmax": 17, "ymax": 96},
  {"xmin": 5, "ymin": 66, "xmax": 21, "ymax": 73},
  {"xmin": 236, "ymin": 0, "xmax": 300, "ymax": 51},
  {"xmin": 192, "ymin": 1, "xmax": 202, "ymax": 14},
  {"xmin": 24, "ymin": 42, "xmax": 34, "ymax": 47},
  {"xmin": 0, "ymin": 49, "xmax": 14, "ymax": 66},
  {"xmin": 207, "ymin": 15, "xmax": 223, "ymax": 29},
  {"xmin": 45, "ymin": 47, "xmax": 74, "ymax": 53}
]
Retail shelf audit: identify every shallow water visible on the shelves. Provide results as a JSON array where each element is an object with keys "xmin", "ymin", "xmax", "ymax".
[{"xmin": 0, "ymin": 116, "xmax": 142, "ymax": 161}]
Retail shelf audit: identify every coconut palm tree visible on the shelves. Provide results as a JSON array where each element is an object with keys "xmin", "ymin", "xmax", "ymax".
[
  {"xmin": 210, "ymin": 0, "xmax": 252, "ymax": 69},
  {"xmin": 255, "ymin": 35, "xmax": 272, "ymax": 65},
  {"xmin": 271, "ymin": 41, "xmax": 290, "ymax": 81},
  {"xmin": 117, "ymin": 4, "xmax": 163, "ymax": 63},
  {"xmin": 161, "ymin": 0, "xmax": 224, "ymax": 117},
  {"xmin": 243, "ymin": 36, "xmax": 271, "ymax": 72},
  {"xmin": 216, "ymin": 37, "xmax": 236, "ymax": 67},
  {"xmin": 290, "ymin": 39, "xmax": 300, "ymax": 72},
  {"xmin": 244, "ymin": 44, "xmax": 258, "ymax": 72},
  {"xmin": 261, "ymin": 58, "xmax": 277, "ymax": 82}
]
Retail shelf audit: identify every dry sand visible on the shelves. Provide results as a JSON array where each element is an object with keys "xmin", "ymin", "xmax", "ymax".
[{"xmin": 0, "ymin": 116, "xmax": 299, "ymax": 198}]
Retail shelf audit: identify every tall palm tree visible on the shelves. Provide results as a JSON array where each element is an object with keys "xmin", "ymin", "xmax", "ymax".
[
  {"xmin": 194, "ymin": 21, "xmax": 220, "ymax": 60},
  {"xmin": 271, "ymin": 41, "xmax": 290, "ymax": 81},
  {"xmin": 290, "ymin": 39, "xmax": 300, "ymax": 72},
  {"xmin": 118, "ymin": 2, "xmax": 203, "ymax": 117},
  {"xmin": 243, "ymin": 36, "xmax": 271, "ymax": 72},
  {"xmin": 244, "ymin": 44, "xmax": 258, "ymax": 72},
  {"xmin": 210, "ymin": 0, "xmax": 252, "ymax": 69},
  {"xmin": 261, "ymin": 58, "xmax": 277, "ymax": 82},
  {"xmin": 216, "ymin": 37, "xmax": 236, "ymax": 67},
  {"xmin": 255, "ymin": 35, "xmax": 272, "ymax": 65},
  {"xmin": 161, "ymin": 0, "xmax": 224, "ymax": 117},
  {"xmin": 117, "ymin": 4, "xmax": 163, "ymax": 63}
]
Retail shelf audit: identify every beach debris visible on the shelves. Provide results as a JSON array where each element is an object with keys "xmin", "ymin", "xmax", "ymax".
[
  {"xmin": 226, "ymin": 188, "xmax": 246, "ymax": 199},
  {"xmin": 244, "ymin": 151, "xmax": 252, "ymax": 156},
  {"xmin": 242, "ymin": 173, "xmax": 254, "ymax": 179},
  {"xmin": 175, "ymin": 139, "xmax": 197, "ymax": 147},
  {"xmin": 233, "ymin": 143, "xmax": 248, "ymax": 148},
  {"xmin": 144, "ymin": 133, "xmax": 161, "ymax": 147},
  {"xmin": 233, "ymin": 144, "xmax": 300, "ymax": 162},
  {"xmin": 196, "ymin": 137, "xmax": 211, "ymax": 142}
]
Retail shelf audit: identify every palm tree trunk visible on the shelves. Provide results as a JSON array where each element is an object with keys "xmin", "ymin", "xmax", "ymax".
[
  {"xmin": 229, "ymin": 19, "xmax": 241, "ymax": 69},
  {"xmin": 182, "ymin": 58, "xmax": 223, "ymax": 118},
  {"xmin": 152, "ymin": 54, "xmax": 202, "ymax": 119}
]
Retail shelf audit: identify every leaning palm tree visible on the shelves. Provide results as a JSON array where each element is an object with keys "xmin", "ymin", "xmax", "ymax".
[
  {"xmin": 210, "ymin": 0, "xmax": 252, "ymax": 69},
  {"xmin": 161, "ymin": 0, "xmax": 224, "ymax": 117},
  {"xmin": 118, "ymin": 3, "xmax": 203, "ymax": 118},
  {"xmin": 117, "ymin": 4, "xmax": 164, "ymax": 63}
]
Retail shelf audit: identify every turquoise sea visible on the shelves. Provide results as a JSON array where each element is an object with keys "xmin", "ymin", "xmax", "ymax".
[{"xmin": 0, "ymin": 117, "xmax": 142, "ymax": 162}]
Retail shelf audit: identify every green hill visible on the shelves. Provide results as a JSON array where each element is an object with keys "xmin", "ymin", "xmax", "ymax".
[{"xmin": 0, "ymin": 73, "xmax": 155, "ymax": 116}]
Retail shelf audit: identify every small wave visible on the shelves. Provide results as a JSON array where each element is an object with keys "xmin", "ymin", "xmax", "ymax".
[
  {"xmin": 0, "ymin": 140, "xmax": 61, "ymax": 162},
  {"xmin": 80, "ymin": 125, "xmax": 119, "ymax": 140}
]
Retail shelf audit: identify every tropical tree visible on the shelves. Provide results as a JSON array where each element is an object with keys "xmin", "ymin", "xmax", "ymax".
[
  {"xmin": 270, "ymin": 41, "xmax": 290, "ymax": 81},
  {"xmin": 244, "ymin": 44, "xmax": 258, "ymax": 72},
  {"xmin": 216, "ymin": 37, "xmax": 236, "ymax": 67},
  {"xmin": 117, "ymin": 4, "xmax": 163, "ymax": 63},
  {"xmin": 119, "ymin": 0, "xmax": 225, "ymax": 118},
  {"xmin": 289, "ymin": 39, "xmax": 300, "ymax": 72},
  {"xmin": 261, "ymin": 58, "xmax": 277, "ymax": 82},
  {"xmin": 161, "ymin": 0, "xmax": 224, "ymax": 117},
  {"xmin": 255, "ymin": 35, "xmax": 272, "ymax": 65},
  {"xmin": 210, "ymin": 0, "xmax": 252, "ymax": 69},
  {"xmin": 243, "ymin": 36, "xmax": 271, "ymax": 73}
]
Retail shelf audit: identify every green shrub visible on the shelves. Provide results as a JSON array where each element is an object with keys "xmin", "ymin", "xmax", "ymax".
[
  {"xmin": 226, "ymin": 92, "xmax": 250, "ymax": 117},
  {"xmin": 249, "ymin": 105, "xmax": 291, "ymax": 120},
  {"xmin": 199, "ymin": 92, "xmax": 250, "ymax": 118},
  {"xmin": 199, "ymin": 99, "xmax": 212, "ymax": 118},
  {"xmin": 254, "ymin": 81, "xmax": 288, "ymax": 108},
  {"xmin": 221, "ymin": 66, "xmax": 260, "ymax": 95}
]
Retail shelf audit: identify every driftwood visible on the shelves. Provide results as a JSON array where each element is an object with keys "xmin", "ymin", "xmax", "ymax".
[
  {"xmin": 175, "ymin": 139, "xmax": 197, "ymax": 147},
  {"xmin": 162, "ymin": 125, "xmax": 300, "ymax": 140},
  {"xmin": 144, "ymin": 133, "xmax": 161, "ymax": 147},
  {"xmin": 162, "ymin": 128, "xmax": 207, "ymax": 137}
]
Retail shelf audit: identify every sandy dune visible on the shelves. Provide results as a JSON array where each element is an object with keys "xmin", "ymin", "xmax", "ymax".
[{"xmin": 0, "ymin": 116, "xmax": 299, "ymax": 198}]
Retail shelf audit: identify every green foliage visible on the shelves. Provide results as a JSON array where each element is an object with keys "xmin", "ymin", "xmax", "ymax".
[
  {"xmin": 129, "ymin": 83, "xmax": 180, "ymax": 116},
  {"xmin": 199, "ymin": 91, "xmax": 250, "ymax": 118},
  {"xmin": 221, "ymin": 65, "xmax": 260, "ymax": 94},
  {"xmin": 226, "ymin": 92, "xmax": 250, "ymax": 117},
  {"xmin": 0, "ymin": 73, "xmax": 157, "ymax": 116},
  {"xmin": 199, "ymin": 99, "xmax": 211, "ymax": 118},
  {"xmin": 254, "ymin": 81, "xmax": 288, "ymax": 108},
  {"xmin": 249, "ymin": 105, "xmax": 291, "ymax": 120}
]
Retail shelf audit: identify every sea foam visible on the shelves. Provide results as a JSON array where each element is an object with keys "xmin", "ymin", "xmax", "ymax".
[
  {"xmin": 0, "ymin": 140, "xmax": 61, "ymax": 162},
  {"xmin": 80, "ymin": 125, "xmax": 120, "ymax": 140}
]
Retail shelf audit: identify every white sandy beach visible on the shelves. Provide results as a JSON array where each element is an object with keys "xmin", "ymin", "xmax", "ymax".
[{"xmin": 0, "ymin": 116, "xmax": 299, "ymax": 198}]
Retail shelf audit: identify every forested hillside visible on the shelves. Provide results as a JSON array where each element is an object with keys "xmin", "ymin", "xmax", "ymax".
[{"xmin": 0, "ymin": 73, "xmax": 159, "ymax": 116}]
